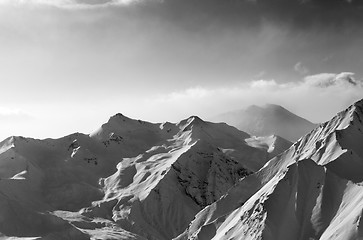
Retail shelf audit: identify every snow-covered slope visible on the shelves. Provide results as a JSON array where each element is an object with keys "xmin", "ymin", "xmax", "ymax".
[
  {"xmin": 176, "ymin": 98, "xmax": 363, "ymax": 240},
  {"xmin": 212, "ymin": 103, "xmax": 317, "ymax": 142},
  {"xmin": 0, "ymin": 114, "xmax": 290, "ymax": 239}
]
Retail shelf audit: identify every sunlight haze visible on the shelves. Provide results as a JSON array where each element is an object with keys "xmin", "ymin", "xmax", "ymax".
[{"xmin": 0, "ymin": 0, "xmax": 362, "ymax": 140}]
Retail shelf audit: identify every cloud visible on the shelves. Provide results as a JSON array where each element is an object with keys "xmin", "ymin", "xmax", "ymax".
[
  {"xmin": 303, "ymin": 72, "xmax": 362, "ymax": 88},
  {"xmin": 294, "ymin": 62, "xmax": 309, "ymax": 75},
  {"xmin": 148, "ymin": 72, "xmax": 363, "ymax": 123},
  {"xmin": 0, "ymin": 0, "xmax": 140, "ymax": 8},
  {"xmin": 0, "ymin": 107, "xmax": 33, "ymax": 123},
  {"xmin": 249, "ymin": 79, "xmax": 279, "ymax": 89},
  {"xmin": 157, "ymin": 87, "xmax": 210, "ymax": 102}
]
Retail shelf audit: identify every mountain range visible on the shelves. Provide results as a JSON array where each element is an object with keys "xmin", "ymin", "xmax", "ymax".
[
  {"xmin": 0, "ymin": 113, "xmax": 290, "ymax": 239},
  {"xmin": 0, "ymin": 99, "xmax": 362, "ymax": 240},
  {"xmin": 177, "ymin": 99, "xmax": 363, "ymax": 240}
]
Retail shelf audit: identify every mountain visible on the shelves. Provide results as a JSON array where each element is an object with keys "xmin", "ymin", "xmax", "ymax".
[
  {"xmin": 0, "ymin": 114, "xmax": 291, "ymax": 239},
  {"xmin": 175, "ymin": 98, "xmax": 363, "ymax": 240},
  {"xmin": 2, "ymin": 98, "xmax": 362, "ymax": 240},
  {"xmin": 212, "ymin": 103, "xmax": 318, "ymax": 142}
]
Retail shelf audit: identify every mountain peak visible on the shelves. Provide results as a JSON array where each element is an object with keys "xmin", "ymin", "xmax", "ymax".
[
  {"xmin": 90, "ymin": 113, "xmax": 155, "ymax": 140},
  {"xmin": 178, "ymin": 115, "xmax": 206, "ymax": 130},
  {"xmin": 178, "ymin": 98, "xmax": 363, "ymax": 240},
  {"xmin": 109, "ymin": 113, "xmax": 134, "ymax": 122},
  {"xmin": 2, "ymin": 100, "xmax": 362, "ymax": 240},
  {"xmin": 187, "ymin": 115, "xmax": 205, "ymax": 124},
  {"xmin": 105, "ymin": 112, "xmax": 153, "ymax": 127},
  {"xmin": 247, "ymin": 103, "xmax": 291, "ymax": 116},
  {"xmin": 331, "ymin": 98, "xmax": 363, "ymax": 131},
  {"xmin": 262, "ymin": 103, "xmax": 286, "ymax": 111},
  {"xmin": 245, "ymin": 104, "xmax": 260, "ymax": 112},
  {"xmin": 354, "ymin": 98, "xmax": 363, "ymax": 108},
  {"xmin": 245, "ymin": 103, "xmax": 287, "ymax": 114},
  {"xmin": 212, "ymin": 103, "xmax": 316, "ymax": 142}
]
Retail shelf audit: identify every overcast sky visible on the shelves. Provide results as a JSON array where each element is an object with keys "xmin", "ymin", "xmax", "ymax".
[{"xmin": 0, "ymin": 0, "xmax": 362, "ymax": 140}]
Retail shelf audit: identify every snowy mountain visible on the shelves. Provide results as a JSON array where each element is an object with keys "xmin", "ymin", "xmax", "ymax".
[
  {"xmin": 176, "ymin": 98, "xmax": 363, "ymax": 240},
  {"xmin": 0, "ymin": 114, "xmax": 291, "ymax": 239},
  {"xmin": 212, "ymin": 104, "xmax": 317, "ymax": 142},
  {"xmin": 2, "ymin": 98, "xmax": 361, "ymax": 240}
]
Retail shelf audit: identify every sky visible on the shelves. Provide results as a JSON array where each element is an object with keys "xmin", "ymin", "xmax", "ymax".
[{"xmin": 0, "ymin": 0, "xmax": 362, "ymax": 140}]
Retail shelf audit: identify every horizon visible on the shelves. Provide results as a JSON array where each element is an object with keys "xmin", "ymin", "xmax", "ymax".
[
  {"xmin": 1, "ymin": 98, "xmax": 361, "ymax": 141},
  {"xmin": 0, "ymin": 0, "xmax": 363, "ymax": 140}
]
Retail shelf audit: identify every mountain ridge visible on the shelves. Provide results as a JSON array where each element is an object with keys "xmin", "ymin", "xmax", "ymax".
[
  {"xmin": 175, "ymin": 98, "xmax": 363, "ymax": 240},
  {"xmin": 1, "ymin": 99, "xmax": 361, "ymax": 240},
  {"xmin": 0, "ymin": 114, "xmax": 291, "ymax": 240}
]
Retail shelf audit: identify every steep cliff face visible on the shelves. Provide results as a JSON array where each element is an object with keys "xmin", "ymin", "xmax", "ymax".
[
  {"xmin": 0, "ymin": 114, "xmax": 287, "ymax": 239},
  {"xmin": 176, "ymin": 99, "xmax": 363, "ymax": 240}
]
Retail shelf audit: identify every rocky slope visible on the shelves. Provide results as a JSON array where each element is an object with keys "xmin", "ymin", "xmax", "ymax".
[
  {"xmin": 0, "ymin": 114, "xmax": 291, "ymax": 239},
  {"xmin": 213, "ymin": 104, "xmax": 317, "ymax": 142},
  {"xmin": 176, "ymin": 98, "xmax": 363, "ymax": 240}
]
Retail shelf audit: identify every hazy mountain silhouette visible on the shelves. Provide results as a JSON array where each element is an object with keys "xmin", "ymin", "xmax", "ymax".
[{"xmin": 212, "ymin": 103, "xmax": 318, "ymax": 142}]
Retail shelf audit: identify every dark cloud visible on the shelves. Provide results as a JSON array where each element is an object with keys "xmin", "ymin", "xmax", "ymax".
[
  {"xmin": 120, "ymin": 0, "xmax": 363, "ymax": 84},
  {"xmin": 135, "ymin": 0, "xmax": 363, "ymax": 31},
  {"xmin": 2, "ymin": 0, "xmax": 363, "ymax": 92},
  {"xmin": 75, "ymin": 0, "xmax": 113, "ymax": 5},
  {"xmin": 5, "ymin": 0, "xmax": 363, "ymax": 31}
]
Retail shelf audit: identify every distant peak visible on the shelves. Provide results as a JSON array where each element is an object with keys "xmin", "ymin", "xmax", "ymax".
[
  {"xmin": 244, "ymin": 105, "xmax": 262, "ymax": 114},
  {"xmin": 244, "ymin": 103, "xmax": 298, "ymax": 119},
  {"xmin": 109, "ymin": 113, "xmax": 150, "ymax": 125},
  {"xmin": 263, "ymin": 103, "xmax": 284, "ymax": 109},
  {"xmin": 0, "ymin": 136, "xmax": 31, "ymax": 153},
  {"xmin": 184, "ymin": 116, "xmax": 207, "ymax": 128},
  {"xmin": 188, "ymin": 115, "xmax": 205, "ymax": 123},
  {"xmin": 111, "ymin": 113, "xmax": 130, "ymax": 120},
  {"xmin": 245, "ymin": 104, "xmax": 260, "ymax": 110},
  {"xmin": 107, "ymin": 113, "xmax": 142, "ymax": 125},
  {"xmin": 115, "ymin": 113, "xmax": 124, "ymax": 117},
  {"xmin": 245, "ymin": 103, "xmax": 285, "ymax": 112},
  {"xmin": 178, "ymin": 115, "xmax": 206, "ymax": 131},
  {"xmin": 8, "ymin": 136, "xmax": 28, "ymax": 142}
]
